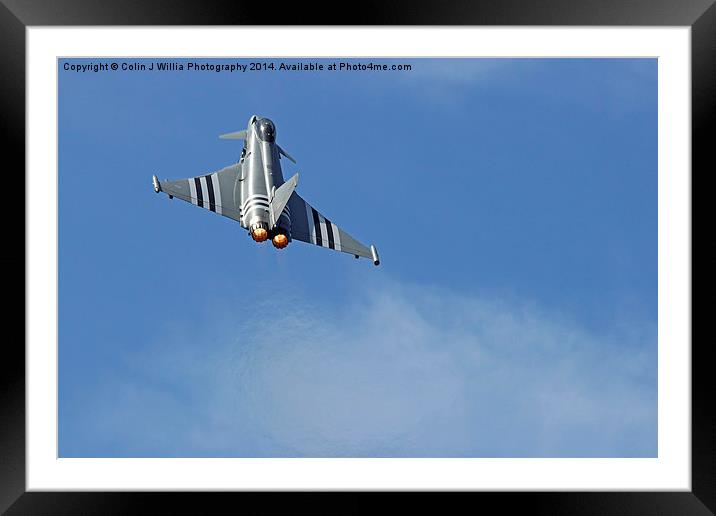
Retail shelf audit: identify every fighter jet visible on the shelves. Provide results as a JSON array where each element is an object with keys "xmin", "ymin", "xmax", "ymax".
[{"xmin": 152, "ymin": 115, "xmax": 380, "ymax": 265}]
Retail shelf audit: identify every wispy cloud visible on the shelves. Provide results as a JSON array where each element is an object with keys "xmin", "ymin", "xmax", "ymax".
[{"xmin": 73, "ymin": 279, "xmax": 656, "ymax": 458}]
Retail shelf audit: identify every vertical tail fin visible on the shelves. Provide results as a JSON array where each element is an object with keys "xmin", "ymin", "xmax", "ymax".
[{"xmin": 269, "ymin": 173, "xmax": 299, "ymax": 228}]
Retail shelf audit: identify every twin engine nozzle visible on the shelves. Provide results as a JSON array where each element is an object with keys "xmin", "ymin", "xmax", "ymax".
[{"xmin": 250, "ymin": 222, "xmax": 289, "ymax": 249}]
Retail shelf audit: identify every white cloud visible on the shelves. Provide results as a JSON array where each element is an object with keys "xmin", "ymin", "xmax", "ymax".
[{"xmin": 76, "ymin": 279, "xmax": 656, "ymax": 457}]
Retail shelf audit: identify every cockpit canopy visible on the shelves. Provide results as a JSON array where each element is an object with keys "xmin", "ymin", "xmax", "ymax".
[{"xmin": 256, "ymin": 118, "xmax": 276, "ymax": 142}]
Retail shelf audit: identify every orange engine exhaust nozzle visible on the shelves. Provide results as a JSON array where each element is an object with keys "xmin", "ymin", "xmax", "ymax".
[
  {"xmin": 272, "ymin": 233, "xmax": 289, "ymax": 249},
  {"xmin": 251, "ymin": 227, "xmax": 268, "ymax": 242}
]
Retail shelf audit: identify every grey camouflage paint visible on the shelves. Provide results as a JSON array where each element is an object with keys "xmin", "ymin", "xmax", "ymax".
[{"xmin": 153, "ymin": 115, "xmax": 379, "ymax": 264}]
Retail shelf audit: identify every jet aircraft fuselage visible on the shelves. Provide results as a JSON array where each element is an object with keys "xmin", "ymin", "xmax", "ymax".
[{"xmin": 237, "ymin": 116, "xmax": 290, "ymax": 246}]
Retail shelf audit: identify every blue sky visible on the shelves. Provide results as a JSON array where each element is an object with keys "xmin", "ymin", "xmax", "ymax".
[{"xmin": 58, "ymin": 58, "xmax": 657, "ymax": 457}]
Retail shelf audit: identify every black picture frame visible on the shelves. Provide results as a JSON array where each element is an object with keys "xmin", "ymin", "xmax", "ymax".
[{"xmin": 3, "ymin": 1, "xmax": 709, "ymax": 513}]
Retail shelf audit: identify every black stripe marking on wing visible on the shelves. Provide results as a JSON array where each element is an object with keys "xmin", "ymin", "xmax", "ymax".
[
  {"xmin": 205, "ymin": 175, "xmax": 216, "ymax": 212},
  {"xmin": 194, "ymin": 177, "xmax": 203, "ymax": 208},
  {"xmin": 324, "ymin": 217, "xmax": 335, "ymax": 250},
  {"xmin": 311, "ymin": 207, "xmax": 323, "ymax": 247}
]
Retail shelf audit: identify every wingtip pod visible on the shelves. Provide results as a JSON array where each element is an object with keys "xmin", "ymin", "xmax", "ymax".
[
  {"xmin": 152, "ymin": 175, "xmax": 161, "ymax": 193},
  {"xmin": 370, "ymin": 245, "xmax": 380, "ymax": 266}
]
